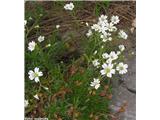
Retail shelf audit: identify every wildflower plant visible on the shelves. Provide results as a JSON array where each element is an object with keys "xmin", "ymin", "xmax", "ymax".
[
  {"xmin": 25, "ymin": 2, "xmax": 129, "ymax": 120},
  {"xmin": 84, "ymin": 14, "xmax": 128, "ymax": 83}
]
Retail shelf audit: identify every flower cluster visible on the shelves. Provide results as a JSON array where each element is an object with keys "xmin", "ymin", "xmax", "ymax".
[
  {"xmin": 28, "ymin": 35, "xmax": 45, "ymax": 51},
  {"xmin": 88, "ymin": 14, "xmax": 128, "ymax": 90},
  {"xmin": 100, "ymin": 48, "xmax": 128, "ymax": 76},
  {"xmin": 91, "ymin": 48, "xmax": 128, "ymax": 88},
  {"xmin": 86, "ymin": 14, "xmax": 128, "ymax": 42},
  {"xmin": 25, "ymin": 18, "xmax": 52, "ymax": 107}
]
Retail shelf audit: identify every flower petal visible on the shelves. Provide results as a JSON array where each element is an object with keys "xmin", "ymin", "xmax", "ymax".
[{"xmin": 34, "ymin": 77, "xmax": 39, "ymax": 83}]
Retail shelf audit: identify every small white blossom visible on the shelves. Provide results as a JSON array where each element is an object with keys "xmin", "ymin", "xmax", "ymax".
[
  {"xmin": 86, "ymin": 29, "xmax": 93, "ymax": 37},
  {"xmin": 24, "ymin": 99, "xmax": 29, "ymax": 108},
  {"xmin": 64, "ymin": 2, "xmax": 74, "ymax": 11},
  {"xmin": 97, "ymin": 21, "xmax": 108, "ymax": 33},
  {"xmin": 131, "ymin": 51, "xmax": 135, "ymax": 55},
  {"xmin": 108, "ymin": 37, "xmax": 112, "ymax": 41},
  {"xmin": 28, "ymin": 67, "xmax": 43, "ymax": 83},
  {"xmin": 28, "ymin": 41, "xmax": 36, "ymax": 51},
  {"xmin": 102, "ymin": 53, "xmax": 109, "ymax": 59},
  {"xmin": 39, "ymin": 14, "xmax": 43, "ymax": 17},
  {"xmin": 94, "ymin": 50, "xmax": 97, "ymax": 55},
  {"xmin": 38, "ymin": 36, "xmax": 45, "ymax": 42},
  {"xmin": 108, "ymin": 23, "xmax": 117, "ymax": 32},
  {"xmin": 86, "ymin": 22, "xmax": 89, "ymax": 26},
  {"xmin": 111, "ymin": 15, "xmax": 120, "ymax": 24},
  {"xmin": 46, "ymin": 44, "xmax": 51, "ymax": 48},
  {"xmin": 34, "ymin": 25, "xmax": 40, "ymax": 28},
  {"xmin": 34, "ymin": 94, "xmax": 39, "ymax": 100},
  {"xmin": 101, "ymin": 45, "xmax": 104, "ymax": 48},
  {"xmin": 90, "ymin": 78, "xmax": 100, "ymax": 89},
  {"xmin": 100, "ymin": 32, "xmax": 112, "ymax": 42},
  {"xmin": 24, "ymin": 20, "xmax": 27, "ymax": 26},
  {"xmin": 117, "ymin": 51, "xmax": 121, "ymax": 55},
  {"xmin": 99, "ymin": 14, "xmax": 108, "ymax": 23},
  {"xmin": 119, "ymin": 45, "xmax": 125, "ymax": 51},
  {"xmin": 116, "ymin": 62, "xmax": 128, "ymax": 74},
  {"xmin": 91, "ymin": 24, "xmax": 100, "ymax": 31},
  {"xmin": 43, "ymin": 86, "xmax": 49, "ymax": 90},
  {"xmin": 118, "ymin": 30, "xmax": 128, "ymax": 39},
  {"xmin": 100, "ymin": 63, "xmax": 115, "ymax": 78},
  {"xmin": 109, "ymin": 51, "xmax": 118, "ymax": 61},
  {"xmin": 29, "ymin": 16, "xmax": 33, "ymax": 20},
  {"xmin": 56, "ymin": 25, "xmax": 60, "ymax": 29},
  {"xmin": 92, "ymin": 59, "xmax": 100, "ymax": 68},
  {"xmin": 106, "ymin": 58, "xmax": 112, "ymax": 64}
]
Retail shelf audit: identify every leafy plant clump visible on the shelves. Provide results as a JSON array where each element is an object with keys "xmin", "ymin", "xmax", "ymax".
[{"xmin": 25, "ymin": 2, "xmax": 128, "ymax": 120}]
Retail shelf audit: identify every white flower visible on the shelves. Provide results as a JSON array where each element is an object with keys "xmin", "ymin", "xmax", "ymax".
[
  {"xmin": 90, "ymin": 78, "xmax": 100, "ymax": 89},
  {"xmin": 24, "ymin": 99, "xmax": 29, "ymax": 108},
  {"xmin": 107, "ymin": 37, "xmax": 112, "ymax": 41},
  {"xmin": 107, "ymin": 23, "xmax": 117, "ymax": 32},
  {"xmin": 86, "ymin": 29, "xmax": 93, "ymax": 37},
  {"xmin": 106, "ymin": 58, "xmax": 112, "ymax": 64},
  {"xmin": 94, "ymin": 50, "xmax": 97, "ymax": 55},
  {"xmin": 102, "ymin": 53, "xmax": 109, "ymax": 59},
  {"xmin": 117, "ymin": 51, "xmax": 121, "ymax": 55},
  {"xmin": 56, "ymin": 25, "xmax": 60, "ymax": 29},
  {"xmin": 24, "ymin": 20, "xmax": 27, "ymax": 26},
  {"xmin": 131, "ymin": 51, "xmax": 135, "ymax": 55},
  {"xmin": 43, "ymin": 86, "xmax": 49, "ymax": 90},
  {"xmin": 109, "ymin": 51, "xmax": 118, "ymax": 61},
  {"xmin": 38, "ymin": 35, "xmax": 45, "ymax": 42},
  {"xmin": 116, "ymin": 62, "xmax": 128, "ymax": 74},
  {"xmin": 34, "ymin": 25, "xmax": 40, "ymax": 28},
  {"xmin": 100, "ymin": 33, "xmax": 112, "ymax": 42},
  {"xmin": 34, "ymin": 94, "xmax": 39, "ymax": 100},
  {"xmin": 64, "ymin": 2, "xmax": 74, "ymax": 11},
  {"xmin": 118, "ymin": 30, "xmax": 128, "ymax": 39},
  {"xmin": 91, "ymin": 24, "xmax": 100, "ymax": 31},
  {"xmin": 101, "ymin": 45, "xmax": 104, "ymax": 48},
  {"xmin": 92, "ymin": 59, "xmax": 100, "ymax": 68},
  {"xmin": 100, "ymin": 63, "xmax": 115, "ymax": 78},
  {"xmin": 111, "ymin": 15, "xmax": 120, "ymax": 24},
  {"xmin": 28, "ymin": 67, "xmax": 43, "ymax": 83},
  {"xmin": 39, "ymin": 14, "xmax": 43, "ymax": 17},
  {"xmin": 97, "ymin": 21, "xmax": 108, "ymax": 33},
  {"xmin": 46, "ymin": 44, "xmax": 51, "ymax": 48},
  {"xmin": 86, "ymin": 22, "xmax": 89, "ymax": 26},
  {"xmin": 28, "ymin": 41, "xmax": 36, "ymax": 51},
  {"xmin": 29, "ymin": 16, "xmax": 33, "ymax": 20},
  {"xmin": 99, "ymin": 14, "xmax": 108, "ymax": 23},
  {"xmin": 119, "ymin": 45, "xmax": 125, "ymax": 51}
]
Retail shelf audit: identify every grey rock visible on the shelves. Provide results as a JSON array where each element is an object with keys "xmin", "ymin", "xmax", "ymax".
[
  {"xmin": 124, "ymin": 57, "xmax": 136, "ymax": 91},
  {"xmin": 111, "ymin": 55, "xmax": 136, "ymax": 120}
]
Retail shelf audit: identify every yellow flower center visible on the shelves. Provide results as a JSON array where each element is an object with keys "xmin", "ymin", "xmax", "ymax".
[
  {"xmin": 105, "ymin": 68, "xmax": 111, "ymax": 74},
  {"xmin": 34, "ymin": 73, "xmax": 39, "ymax": 77}
]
